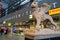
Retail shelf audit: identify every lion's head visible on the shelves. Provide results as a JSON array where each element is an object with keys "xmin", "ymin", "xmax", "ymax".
[{"xmin": 31, "ymin": 2, "xmax": 38, "ymax": 9}]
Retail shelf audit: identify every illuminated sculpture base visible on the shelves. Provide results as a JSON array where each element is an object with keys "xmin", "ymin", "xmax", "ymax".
[{"xmin": 25, "ymin": 28, "xmax": 60, "ymax": 40}]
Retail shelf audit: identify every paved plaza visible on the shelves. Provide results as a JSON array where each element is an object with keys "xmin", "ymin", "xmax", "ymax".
[{"xmin": 0, "ymin": 33, "xmax": 25, "ymax": 40}]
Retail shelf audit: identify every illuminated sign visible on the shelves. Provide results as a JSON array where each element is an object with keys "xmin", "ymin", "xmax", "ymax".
[
  {"xmin": 49, "ymin": 8, "xmax": 60, "ymax": 15},
  {"xmin": 29, "ymin": 14, "xmax": 32, "ymax": 19}
]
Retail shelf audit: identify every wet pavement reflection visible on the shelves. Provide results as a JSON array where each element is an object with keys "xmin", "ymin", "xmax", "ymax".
[{"xmin": 0, "ymin": 33, "xmax": 25, "ymax": 40}]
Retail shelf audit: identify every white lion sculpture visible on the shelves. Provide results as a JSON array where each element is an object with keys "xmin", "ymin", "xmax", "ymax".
[{"xmin": 31, "ymin": 2, "xmax": 58, "ymax": 30}]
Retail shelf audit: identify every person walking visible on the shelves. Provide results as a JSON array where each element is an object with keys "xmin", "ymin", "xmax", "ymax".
[
  {"xmin": 5, "ymin": 27, "xmax": 8, "ymax": 34},
  {"xmin": 4, "ymin": 27, "xmax": 7, "ymax": 35},
  {"xmin": 1, "ymin": 27, "xmax": 4, "ymax": 35},
  {"xmin": 0, "ymin": 27, "xmax": 1, "ymax": 35}
]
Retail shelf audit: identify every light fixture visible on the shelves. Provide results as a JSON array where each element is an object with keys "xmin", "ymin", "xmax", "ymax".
[
  {"xmin": 18, "ymin": 14, "xmax": 21, "ymax": 17},
  {"xmin": 26, "ymin": 11, "xmax": 28, "ymax": 15},
  {"xmin": 3, "ymin": 21, "xmax": 6, "ymax": 24}
]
